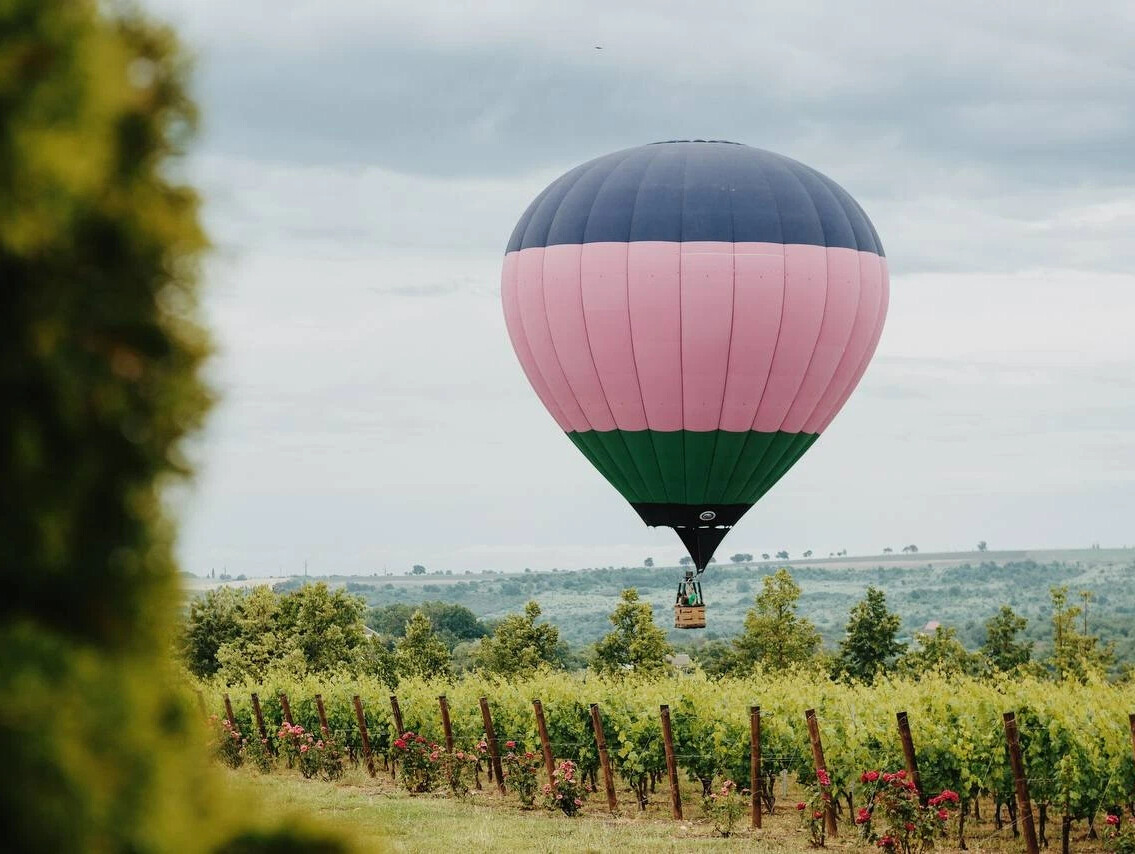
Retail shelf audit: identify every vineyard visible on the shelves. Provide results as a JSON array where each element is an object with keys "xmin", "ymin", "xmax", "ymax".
[{"xmin": 200, "ymin": 671, "xmax": 1135, "ymax": 851}]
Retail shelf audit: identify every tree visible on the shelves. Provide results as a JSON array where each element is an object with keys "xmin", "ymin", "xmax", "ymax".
[
  {"xmin": 901, "ymin": 544, "xmax": 919, "ymax": 554},
  {"xmin": 981, "ymin": 606, "xmax": 1032, "ymax": 672},
  {"xmin": 897, "ymin": 626, "xmax": 985, "ymax": 677},
  {"xmin": 411, "ymin": 564, "xmax": 427, "ymax": 575},
  {"xmin": 835, "ymin": 587, "xmax": 906, "ymax": 682},
  {"xmin": 761, "ymin": 553, "xmax": 770, "ymax": 560},
  {"xmin": 1048, "ymin": 586, "xmax": 1113, "ymax": 681},
  {"xmin": 280, "ymin": 582, "xmax": 368, "ymax": 673},
  {"xmin": 977, "ymin": 540, "xmax": 988, "ymax": 552},
  {"xmin": 368, "ymin": 601, "xmax": 486, "ymax": 649},
  {"xmin": 181, "ymin": 587, "xmax": 244, "ymax": 677},
  {"xmin": 475, "ymin": 600, "xmax": 561, "ymax": 676},
  {"xmin": 0, "ymin": 2, "xmax": 344, "ymax": 848},
  {"xmin": 802, "ymin": 550, "xmax": 813, "ymax": 558},
  {"xmin": 644, "ymin": 557, "xmax": 654, "ymax": 567},
  {"xmin": 591, "ymin": 588, "xmax": 673, "ymax": 678},
  {"xmin": 679, "ymin": 556, "xmax": 692, "ymax": 566},
  {"xmin": 733, "ymin": 569, "xmax": 821, "ymax": 672},
  {"xmin": 395, "ymin": 610, "xmax": 451, "ymax": 680},
  {"xmin": 182, "ymin": 583, "xmax": 373, "ymax": 681},
  {"xmin": 690, "ymin": 639, "xmax": 737, "ymax": 677},
  {"xmin": 883, "ymin": 547, "xmax": 893, "ymax": 554},
  {"xmin": 730, "ymin": 553, "xmax": 753, "ymax": 563},
  {"xmin": 776, "ymin": 550, "xmax": 789, "ymax": 560}
]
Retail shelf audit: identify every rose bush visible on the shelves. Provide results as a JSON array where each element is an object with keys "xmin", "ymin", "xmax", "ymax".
[
  {"xmin": 798, "ymin": 767, "xmax": 833, "ymax": 847},
  {"xmin": 702, "ymin": 779, "xmax": 747, "ymax": 837},
  {"xmin": 393, "ymin": 730, "xmax": 441, "ymax": 793},
  {"xmin": 1104, "ymin": 814, "xmax": 1135, "ymax": 854},
  {"xmin": 209, "ymin": 716, "xmax": 245, "ymax": 769},
  {"xmin": 440, "ymin": 748, "xmax": 478, "ymax": 798},
  {"xmin": 543, "ymin": 759, "xmax": 588, "ymax": 817},
  {"xmin": 503, "ymin": 743, "xmax": 544, "ymax": 808},
  {"xmin": 854, "ymin": 769, "xmax": 959, "ymax": 854}
]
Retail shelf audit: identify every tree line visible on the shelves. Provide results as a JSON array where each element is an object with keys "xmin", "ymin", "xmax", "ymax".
[{"xmin": 181, "ymin": 571, "xmax": 1116, "ymax": 688}]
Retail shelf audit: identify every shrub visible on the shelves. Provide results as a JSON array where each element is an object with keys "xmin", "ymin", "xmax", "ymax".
[
  {"xmin": 543, "ymin": 759, "xmax": 587, "ymax": 816},
  {"xmin": 855, "ymin": 769, "xmax": 958, "ymax": 854},
  {"xmin": 277, "ymin": 723, "xmax": 321, "ymax": 779},
  {"xmin": 393, "ymin": 731, "xmax": 441, "ymax": 793},
  {"xmin": 798, "ymin": 767, "xmax": 833, "ymax": 847},
  {"xmin": 211, "ymin": 716, "xmax": 244, "ymax": 769},
  {"xmin": 702, "ymin": 779, "xmax": 747, "ymax": 837},
  {"xmin": 243, "ymin": 734, "xmax": 275, "ymax": 774},
  {"xmin": 503, "ymin": 742, "xmax": 544, "ymax": 808},
  {"xmin": 439, "ymin": 749, "xmax": 478, "ymax": 798},
  {"xmin": 1103, "ymin": 815, "xmax": 1135, "ymax": 854}
]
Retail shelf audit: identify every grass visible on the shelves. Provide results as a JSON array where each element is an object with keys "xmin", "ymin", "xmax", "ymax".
[{"xmin": 223, "ymin": 766, "xmax": 1108, "ymax": 853}]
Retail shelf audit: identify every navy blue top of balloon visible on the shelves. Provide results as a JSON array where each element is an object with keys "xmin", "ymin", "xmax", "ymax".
[{"xmin": 506, "ymin": 140, "xmax": 884, "ymax": 256}]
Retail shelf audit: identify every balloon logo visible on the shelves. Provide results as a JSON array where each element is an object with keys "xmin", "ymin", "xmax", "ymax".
[{"xmin": 501, "ymin": 141, "xmax": 888, "ymax": 568}]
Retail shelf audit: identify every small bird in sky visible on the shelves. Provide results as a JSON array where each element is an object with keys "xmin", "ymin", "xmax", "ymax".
[{"xmin": 594, "ymin": 45, "xmax": 603, "ymax": 49}]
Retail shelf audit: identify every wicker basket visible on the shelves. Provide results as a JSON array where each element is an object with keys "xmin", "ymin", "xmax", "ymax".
[{"xmin": 673, "ymin": 604, "xmax": 706, "ymax": 629}]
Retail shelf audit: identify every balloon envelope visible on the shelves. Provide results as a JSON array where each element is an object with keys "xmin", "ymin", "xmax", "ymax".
[{"xmin": 501, "ymin": 141, "xmax": 888, "ymax": 567}]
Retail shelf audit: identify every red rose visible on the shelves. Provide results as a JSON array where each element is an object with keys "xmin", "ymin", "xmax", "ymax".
[
  {"xmin": 938, "ymin": 808, "xmax": 950, "ymax": 821},
  {"xmin": 1106, "ymin": 814, "xmax": 1119, "ymax": 826},
  {"xmin": 796, "ymin": 802, "xmax": 806, "ymax": 811},
  {"xmin": 855, "ymin": 808, "xmax": 871, "ymax": 824}
]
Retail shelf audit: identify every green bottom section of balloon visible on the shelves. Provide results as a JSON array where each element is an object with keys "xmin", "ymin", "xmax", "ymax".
[{"xmin": 565, "ymin": 429, "xmax": 818, "ymax": 508}]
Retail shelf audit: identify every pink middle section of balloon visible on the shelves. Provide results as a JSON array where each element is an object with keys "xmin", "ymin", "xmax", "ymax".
[{"xmin": 501, "ymin": 242, "xmax": 889, "ymax": 436}]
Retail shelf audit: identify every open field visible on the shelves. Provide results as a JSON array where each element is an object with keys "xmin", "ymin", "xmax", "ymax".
[{"xmin": 225, "ymin": 766, "xmax": 1107, "ymax": 853}]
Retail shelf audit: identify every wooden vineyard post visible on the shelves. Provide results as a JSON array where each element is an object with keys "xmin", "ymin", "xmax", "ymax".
[
  {"xmin": 750, "ymin": 705, "xmax": 762, "ymax": 829},
  {"xmin": 533, "ymin": 699, "xmax": 555, "ymax": 785},
  {"xmin": 438, "ymin": 695, "xmax": 455, "ymax": 753},
  {"xmin": 480, "ymin": 696, "xmax": 506, "ymax": 794},
  {"xmin": 314, "ymin": 694, "xmax": 330, "ymax": 738},
  {"xmin": 389, "ymin": 695, "xmax": 404, "ymax": 781},
  {"xmin": 353, "ymin": 695, "xmax": 377, "ymax": 778},
  {"xmin": 1003, "ymin": 712, "xmax": 1040, "ymax": 854},
  {"xmin": 389, "ymin": 695, "xmax": 405, "ymax": 736},
  {"xmin": 659, "ymin": 705, "xmax": 682, "ymax": 820},
  {"xmin": 804, "ymin": 708, "xmax": 838, "ymax": 839},
  {"xmin": 223, "ymin": 693, "xmax": 237, "ymax": 728},
  {"xmin": 896, "ymin": 711, "xmax": 925, "ymax": 804},
  {"xmin": 1129, "ymin": 714, "xmax": 1135, "ymax": 800},
  {"xmin": 590, "ymin": 703, "xmax": 618, "ymax": 812},
  {"xmin": 279, "ymin": 693, "xmax": 293, "ymax": 725},
  {"xmin": 251, "ymin": 693, "xmax": 268, "ymax": 742}
]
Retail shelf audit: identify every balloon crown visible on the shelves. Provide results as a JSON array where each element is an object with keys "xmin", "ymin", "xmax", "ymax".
[{"xmin": 650, "ymin": 139, "xmax": 743, "ymax": 145}]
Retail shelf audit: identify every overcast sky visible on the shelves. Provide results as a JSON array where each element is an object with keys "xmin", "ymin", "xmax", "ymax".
[{"xmin": 148, "ymin": 0, "xmax": 1135, "ymax": 575}]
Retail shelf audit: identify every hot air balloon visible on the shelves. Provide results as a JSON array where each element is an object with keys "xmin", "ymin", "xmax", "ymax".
[{"xmin": 501, "ymin": 141, "xmax": 888, "ymax": 627}]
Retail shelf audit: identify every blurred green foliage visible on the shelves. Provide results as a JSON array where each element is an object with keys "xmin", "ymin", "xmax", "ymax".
[{"xmin": 0, "ymin": 1, "xmax": 352, "ymax": 849}]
